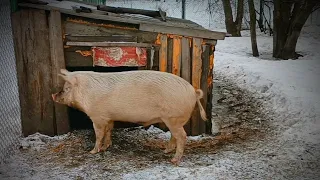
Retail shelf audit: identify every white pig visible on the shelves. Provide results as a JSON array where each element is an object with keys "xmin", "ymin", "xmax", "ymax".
[{"xmin": 52, "ymin": 69, "xmax": 217, "ymax": 165}]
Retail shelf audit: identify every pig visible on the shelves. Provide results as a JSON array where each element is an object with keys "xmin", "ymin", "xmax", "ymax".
[{"xmin": 52, "ymin": 69, "xmax": 219, "ymax": 165}]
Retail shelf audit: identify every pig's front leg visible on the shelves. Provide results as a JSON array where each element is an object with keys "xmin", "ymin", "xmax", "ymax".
[
  {"xmin": 90, "ymin": 122, "xmax": 105, "ymax": 154},
  {"xmin": 100, "ymin": 121, "xmax": 114, "ymax": 151}
]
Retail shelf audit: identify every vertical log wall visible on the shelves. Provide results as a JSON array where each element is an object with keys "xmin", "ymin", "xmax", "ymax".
[{"xmin": 158, "ymin": 34, "xmax": 215, "ymax": 136}]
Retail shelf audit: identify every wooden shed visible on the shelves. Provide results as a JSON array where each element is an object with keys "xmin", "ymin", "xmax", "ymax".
[{"xmin": 11, "ymin": 1, "xmax": 226, "ymax": 137}]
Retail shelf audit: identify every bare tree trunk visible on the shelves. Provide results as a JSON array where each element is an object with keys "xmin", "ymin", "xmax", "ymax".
[
  {"xmin": 248, "ymin": 0, "xmax": 259, "ymax": 57},
  {"xmin": 258, "ymin": 0, "xmax": 264, "ymax": 32},
  {"xmin": 222, "ymin": 0, "xmax": 244, "ymax": 37},
  {"xmin": 273, "ymin": 0, "xmax": 318, "ymax": 59}
]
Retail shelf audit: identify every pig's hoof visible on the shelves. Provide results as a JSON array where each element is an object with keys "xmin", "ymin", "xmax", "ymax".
[
  {"xmin": 164, "ymin": 148, "xmax": 175, "ymax": 154},
  {"xmin": 90, "ymin": 149, "xmax": 98, "ymax": 154},
  {"xmin": 100, "ymin": 144, "xmax": 111, "ymax": 151},
  {"xmin": 170, "ymin": 157, "xmax": 180, "ymax": 166}
]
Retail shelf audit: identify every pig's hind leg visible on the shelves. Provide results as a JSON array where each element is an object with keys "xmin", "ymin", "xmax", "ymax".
[
  {"xmin": 162, "ymin": 117, "xmax": 188, "ymax": 165},
  {"xmin": 90, "ymin": 122, "xmax": 106, "ymax": 154},
  {"xmin": 100, "ymin": 121, "xmax": 114, "ymax": 151},
  {"xmin": 164, "ymin": 136, "xmax": 176, "ymax": 154}
]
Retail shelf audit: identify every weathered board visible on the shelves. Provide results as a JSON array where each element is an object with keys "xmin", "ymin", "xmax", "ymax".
[
  {"xmin": 12, "ymin": 9, "xmax": 55, "ymax": 136},
  {"xmin": 92, "ymin": 47, "xmax": 147, "ymax": 67},
  {"xmin": 172, "ymin": 36, "xmax": 181, "ymax": 76},
  {"xmin": 49, "ymin": 10, "xmax": 70, "ymax": 135},
  {"xmin": 181, "ymin": 37, "xmax": 192, "ymax": 135},
  {"xmin": 200, "ymin": 45, "xmax": 210, "ymax": 134},
  {"xmin": 191, "ymin": 38, "xmax": 202, "ymax": 136}
]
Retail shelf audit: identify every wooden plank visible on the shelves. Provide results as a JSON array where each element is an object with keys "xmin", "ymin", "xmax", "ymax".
[
  {"xmin": 65, "ymin": 35, "xmax": 138, "ymax": 42},
  {"xmin": 49, "ymin": 10, "xmax": 70, "ymax": 135},
  {"xmin": 66, "ymin": 41, "xmax": 156, "ymax": 47},
  {"xmin": 139, "ymin": 23, "xmax": 226, "ymax": 40},
  {"xmin": 65, "ymin": 51, "xmax": 93, "ymax": 67},
  {"xmin": 191, "ymin": 38, "xmax": 202, "ymax": 136},
  {"xmin": 159, "ymin": 35, "xmax": 167, "ymax": 72},
  {"xmin": 167, "ymin": 38, "xmax": 173, "ymax": 73},
  {"xmin": 13, "ymin": 9, "xmax": 55, "ymax": 136},
  {"xmin": 172, "ymin": 36, "xmax": 181, "ymax": 76},
  {"xmin": 181, "ymin": 37, "xmax": 191, "ymax": 135},
  {"xmin": 200, "ymin": 45, "xmax": 210, "ymax": 134},
  {"xmin": 64, "ymin": 21, "xmax": 158, "ymax": 43},
  {"xmin": 206, "ymin": 45, "xmax": 215, "ymax": 133},
  {"xmin": 12, "ymin": 11, "xmax": 30, "ymax": 136}
]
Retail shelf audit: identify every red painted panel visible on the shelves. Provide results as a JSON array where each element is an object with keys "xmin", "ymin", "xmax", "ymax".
[{"xmin": 92, "ymin": 47, "xmax": 147, "ymax": 67}]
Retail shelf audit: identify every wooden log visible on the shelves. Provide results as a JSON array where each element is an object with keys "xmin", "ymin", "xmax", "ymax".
[
  {"xmin": 200, "ymin": 45, "xmax": 210, "ymax": 134},
  {"xmin": 66, "ymin": 41, "xmax": 156, "ymax": 47},
  {"xmin": 97, "ymin": 5, "xmax": 166, "ymax": 19},
  {"xmin": 206, "ymin": 45, "xmax": 215, "ymax": 133},
  {"xmin": 191, "ymin": 38, "xmax": 202, "ymax": 136},
  {"xmin": 172, "ymin": 36, "xmax": 181, "ymax": 76},
  {"xmin": 159, "ymin": 35, "xmax": 167, "ymax": 72},
  {"xmin": 167, "ymin": 38, "xmax": 173, "ymax": 73},
  {"xmin": 157, "ymin": 34, "xmax": 168, "ymax": 130},
  {"xmin": 12, "ymin": 9, "xmax": 55, "ymax": 136},
  {"xmin": 49, "ymin": 10, "xmax": 70, "ymax": 135},
  {"xmin": 63, "ymin": 21, "xmax": 158, "ymax": 43},
  {"xmin": 65, "ymin": 35, "xmax": 138, "ymax": 42},
  {"xmin": 181, "ymin": 37, "xmax": 191, "ymax": 135}
]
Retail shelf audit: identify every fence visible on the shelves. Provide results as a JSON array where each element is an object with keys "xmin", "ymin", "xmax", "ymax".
[{"xmin": 0, "ymin": 0, "xmax": 22, "ymax": 163}]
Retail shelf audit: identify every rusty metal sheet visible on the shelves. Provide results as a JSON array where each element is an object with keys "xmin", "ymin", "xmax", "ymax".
[{"xmin": 92, "ymin": 47, "xmax": 147, "ymax": 67}]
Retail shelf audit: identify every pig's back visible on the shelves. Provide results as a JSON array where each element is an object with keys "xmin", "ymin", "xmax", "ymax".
[{"xmin": 84, "ymin": 70, "xmax": 197, "ymax": 121}]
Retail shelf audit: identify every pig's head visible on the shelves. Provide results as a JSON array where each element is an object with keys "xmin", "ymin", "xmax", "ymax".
[{"xmin": 52, "ymin": 69, "xmax": 78, "ymax": 107}]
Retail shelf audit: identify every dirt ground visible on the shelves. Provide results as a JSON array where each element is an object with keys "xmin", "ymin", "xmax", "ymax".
[{"xmin": 0, "ymin": 74, "xmax": 276, "ymax": 179}]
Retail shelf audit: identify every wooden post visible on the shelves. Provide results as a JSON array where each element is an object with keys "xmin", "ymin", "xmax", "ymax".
[
  {"xmin": 167, "ymin": 37, "xmax": 173, "ymax": 73},
  {"xmin": 200, "ymin": 45, "xmax": 210, "ymax": 134},
  {"xmin": 191, "ymin": 38, "xmax": 202, "ymax": 135},
  {"xmin": 158, "ymin": 34, "xmax": 168, "ymax": 130},
  {"xmin": 172, "ymin": 36, "xmax": 181, "ymax": 76},
  {"xmin": 159, "ymin": 35, "xmax": 167, "ymax": 72},
  {"xmin": 12, "ymin": 9, "xmax": 55, "ymax": 136},
  {"xmin": 181, "ymin": 37, "xmax": 191, "ymax": 135},
  {"xmin": 49, "ymin": 10, "xmax": 70, "ymax": 135},
  {"xmin": 206, "ymin": 45, "xmax": 215, "ymax": 133}
]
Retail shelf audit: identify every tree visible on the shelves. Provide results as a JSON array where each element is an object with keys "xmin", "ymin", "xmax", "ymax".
[
  {"xmin": 248, "ymin": 0, "xmax": 259, "ymax": 57},
  {"xmin": 222, "ymin": 0, "xmax": 244, "ymax": 37},
  {"xmin": 273, "ymin": 0, "xmax": 320, "ymax": 60}
]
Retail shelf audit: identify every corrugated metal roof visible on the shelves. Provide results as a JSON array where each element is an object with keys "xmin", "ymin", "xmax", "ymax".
[{"xmin": 18, "ymin": 0, "xmax": 226, "ymax": 40}]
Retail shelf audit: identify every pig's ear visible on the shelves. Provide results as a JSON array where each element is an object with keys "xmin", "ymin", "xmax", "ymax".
[{"xmin": 60, "ymin": 69, "xmax": 70, "ymax": 75}]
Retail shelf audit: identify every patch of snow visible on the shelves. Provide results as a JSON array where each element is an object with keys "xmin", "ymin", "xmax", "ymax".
[{"xmin": 20, "ymin": 132, "xmax": 68, "ymax": 151}]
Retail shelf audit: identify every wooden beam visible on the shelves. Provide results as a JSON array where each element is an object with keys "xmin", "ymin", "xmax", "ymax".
[
  {"xmin": 191, "ymin": 38, "xmax": 202, "ymax": 136},
  {"xmin": 167, "ymin": 37, "xmax": 173, "ymax": 73},
  {"xmin": 181, "ymin": 37, "xmax": 191, "ymax": 135},
  {"xmin": 139, "ymin": 23, "xmax": 226, "ymax": 40},
  {"xmin": 66, "ymin": 41, "xmax": 156, "ymax": 47},
  {"xmin": 159, "ymin": 35, "xmax": 167, "ymax": 72},
  {"xmin": 64, "ymin": 21, "xmax": 158, "ymax": 43},
  {"xmin": 12, "ymin": 9, "xmax": 55, "ymax": 136},
  {"xmin": 65, "ymin": 35, "xmax": 138, "ymax": 42},
  {"xmin": 49, "ymin": 10, "xmax": 70, "ymax": 135},
  {"xmin": 206, "ymin": 45, "xmax": 215, "ymax": 133},
  {"xmin": 172, "ymin": 36, "xmax": 181, "ymax": 76},
  {"xmin": 200, "ymin": 45, "xmax": 210, "ymax": 134}
]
